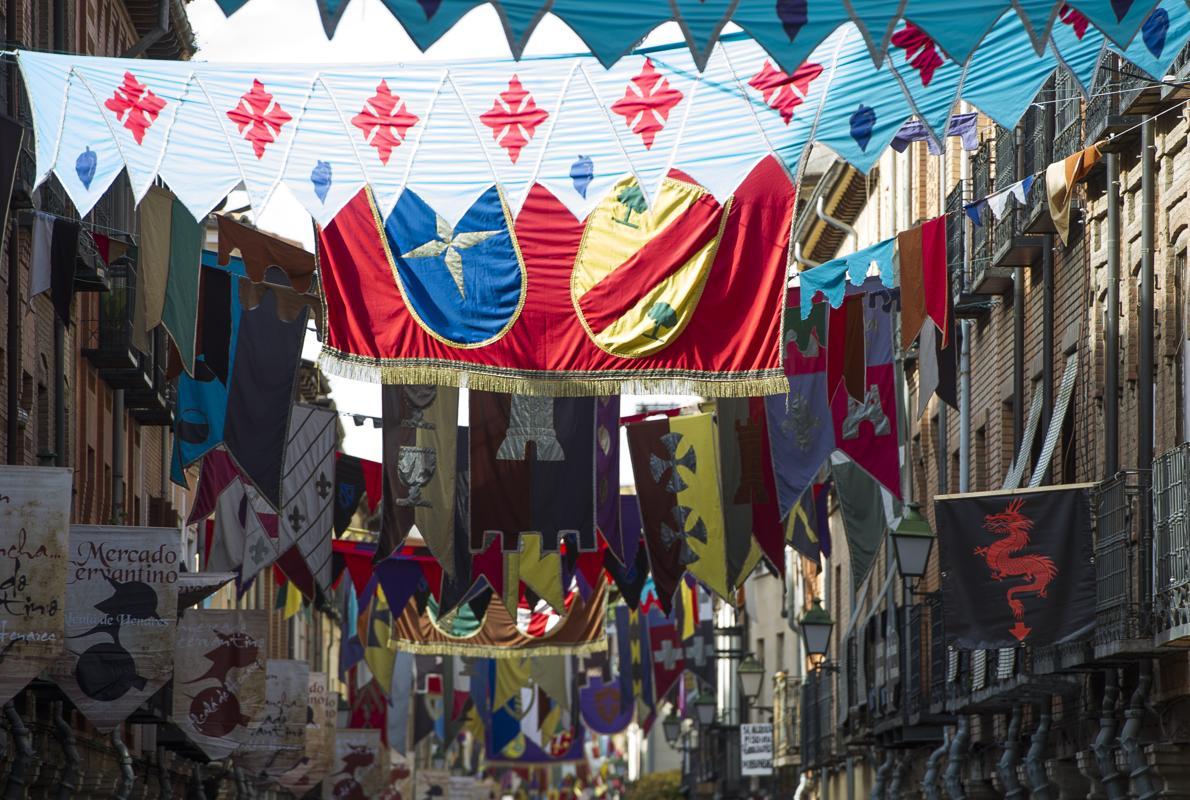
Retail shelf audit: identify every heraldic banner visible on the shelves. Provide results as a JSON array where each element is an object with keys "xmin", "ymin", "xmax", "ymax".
[
  {"xmin": 317, "ymin": 158, "xmax": 794, "ymax": 397},
  {"xmin": 278, "ymin": 671, "xmax": 337, "ymax": 793},
  {"xmin": 50, "ymin": 526, "xmax": 181, "ymax": 731},
  {"xmin": 0, "ymin": 466, "xmax": 72, "ymax": 706},
  {"xmin": 935, "ymin": 484, "xmax": 1095, "ymax": 649},
  {"xmin": 173, "ymin": 608, "xmax": 269, "ymax": 760},
  {"xmin": 326, "ymin": 728, "xmax": 385, "ymax": 800}
]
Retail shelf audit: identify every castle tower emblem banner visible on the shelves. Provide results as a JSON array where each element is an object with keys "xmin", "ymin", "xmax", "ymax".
[{"xmin": 934, "ymin": 484, "xmax": 1094, "ymax": 649}]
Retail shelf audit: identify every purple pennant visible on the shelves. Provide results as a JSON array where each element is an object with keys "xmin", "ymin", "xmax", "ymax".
[
  {"xmin": 417, "ymin": 0, "xmax": 442, "ymax": 19},
  {"xmin": 1111, "ymin": 0, "xmax": 1135, "ymax": 22},
  {"xmin": 1143, "ymin": 8, "xmax": 1169, "ymax": 57}
]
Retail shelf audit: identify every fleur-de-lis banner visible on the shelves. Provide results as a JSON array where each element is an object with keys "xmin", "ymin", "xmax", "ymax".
[
  {"xmin": 48, "ymin": 525, "xmax": 180, "ymax": 732},
  {"xmin": 172, "ymin": 608, "xmax": 268, "ymax": 761},
  {"xmin": 935, "ymin": 485, "xmax": 1095, "ymax": 649},
  {"xmin": 280, "ymin": 403, "xmax": 338, "ymax": 594},
  {"xmin": 469, "ymin": 392, "xmax": 597, "ymax": 601},
  {"xmin": 626, "ymin": 412, "xmax": 728, "ymax": 611},
  {"xmin": 238, "ymin": 659, "xmax": 310, "ymax": 784},
  {"xmin": 326, "ymin": 728, "xmax": 386, "ymax": 800},
  {"xmin": 381, "ymin": 384, "xmax": 459, "ymax": 564},
  {"xmin": 277, "ymin": 671, "xmax": 337, "ymax": 793},
  {"xmin": 0, "ymin": 466, "xmax": 71, "ymax": 707}
]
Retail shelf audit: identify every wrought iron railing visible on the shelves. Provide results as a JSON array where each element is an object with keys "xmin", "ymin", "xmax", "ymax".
[
  {"xmin": 1053, "ymin": 119, "xmax": 1083, "ymax": 163},
  {"xmin": 971, "ymin": 141, "xmax": 993, "ymax": 263},
  {"xmin": 1153, "ymin": 443, "xmax": 1190, "ymax": 643},
  {"xmin": 1094, "ymin": 470, "xmax": 1154, "ymax": 646},
  {"xmin": 946, "ymin": 181, "xmax": 966, "ymax": 278},
  {"xmin": 994, "ymin": 126, "xmax": 1016, "ymax": 190},
  {"xmin": 927, "ymin": 593, "xmax": 948, "ymax": 708}
]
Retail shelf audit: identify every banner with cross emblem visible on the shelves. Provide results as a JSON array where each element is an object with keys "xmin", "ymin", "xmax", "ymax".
[
  {"xmin": 626, "ymin": 411, "xmax": 728, "ymax": 612},
  {"xmin": 280, "ymin": 404, "xmax": 338, "ymax": 595}
]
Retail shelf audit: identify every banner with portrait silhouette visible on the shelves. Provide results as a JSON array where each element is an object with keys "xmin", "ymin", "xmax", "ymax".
[
  {"xmin": 325, "ymin": 728, "xmax": 385, "ymax": 799},
  {"xmin": 48, "ymin": 525, "xmax": 180, "ymax": 731},
  {"xmin": 0, "ymin": 466, "xmax": 72, "ymax": 706},
  {"xmin": 935, "ymin": 485, "xmax": 1094, "ymax": 649},
  {"xmin": 172, "ymin": 608, "xmax": 268, "ymax": 760}
]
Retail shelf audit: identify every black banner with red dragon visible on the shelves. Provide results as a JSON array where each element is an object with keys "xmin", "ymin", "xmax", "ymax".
[{"xmin": 935, "ymin": 485, "xmax": 1094, "ymax": 649}]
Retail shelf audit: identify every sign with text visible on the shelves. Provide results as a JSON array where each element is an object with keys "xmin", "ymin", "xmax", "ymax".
[
  {"xmin": 0, "ymin": 466, "xmax": 71, "ymax": 706},
  {"xmin": 49, "ymin": 525, "xmax": 180, "ymax": 731},
  {"xmin": 740, "ymin": 723, "xmax": 774, "ymax": 776}
]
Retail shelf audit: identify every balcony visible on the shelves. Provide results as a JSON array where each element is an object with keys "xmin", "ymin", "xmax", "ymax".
[
  {"xmin": 1160, "ymin": 42, "xmax": 1190, "ymax": 104},
  {"xmin": 772, "ymin": 673, "xmax": 802, "ymax": 770},
  {"xmin": 1119, "ymin": 60, "xmax": 1164, "ymax": 115},
  {"xmin": 991, "ymin": 208, "xmax": 1043, "ymax": 268},
  {"xmin": 800, "ymin": 667, "xmax": 836, "ymax": 770},
  {"xmin": 1085, "ymin": 57, "xmax": 1141, "ymax": 152},
  {"xmin": 1153, "ymin": 443, "xmax": 1190, "ymax": 647},
  {"xmin": 1023, "ymin": 103, "xmax": 1057, "ymax": 234},
  {"xmin": 872, "ymin": 600, "xmax": 948, "ymax": 748},
  {"xmin": 126, "ymin": 327, "xmax": 174, "ymax": 427},
  {"xmin": 1094, "ymin": 470, "xmax": 1157, "ymax": 659}
]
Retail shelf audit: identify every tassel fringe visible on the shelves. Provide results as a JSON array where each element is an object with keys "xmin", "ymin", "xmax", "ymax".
[
  {"xmin": 392, "ymin": 638, "xmax": 608, "ymax": 658},
  {"xmin": 318, "ymin": 348, "xmax": 789, "ymax": 398}
]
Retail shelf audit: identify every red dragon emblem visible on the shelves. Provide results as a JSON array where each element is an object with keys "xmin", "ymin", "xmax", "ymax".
[{"xmin": 973, "ymin": 498, "xmax": 1059, "ymax": 641}]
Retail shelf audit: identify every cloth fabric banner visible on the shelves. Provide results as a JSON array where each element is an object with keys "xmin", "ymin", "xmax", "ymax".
[
  {"xmin": 788, "ymin": 480, "xmax": 830, "ymax": 570},
  {"xmin": 1047, "ymin": 144, "xmax": 1102, "ymax": 245},
  {"xmin": 626, "ymin": 412, "xmax": 728, "ymax": 612},
  {"xmin": 333, "ymin": 453, "xmax": 366, "ymax": 536},
  {"xmin": 277, "ymin": 672, "xmax": 337, "ymax": 793},
  {"xmin": 326, "ymin": 728, "xmax": 385, "ymax": 800},
  {"xmin": 223, "ymin": 272, "xmax": 311, "ymax": 508},
  {"xmin": 211, "ymin": 474, "xmax": 279, "ymax": 587},
  {"xmin": 579, "ymin": 608, "xmax": 636, "ymax": 735},
  {"xmin": 239, "ymin": 659, "xmax": 310, "ymax": 784},
  {"xmin": 380, "ymin": 384, "xmax": 459, "ymax": 564},
  {"xmin": 49, "ymin": 525, "xmax": 180, "ymax": 732},
  {"xmin": 936, "ymin": 485, "xmax": 1095, "ymax": 649},
  {"xmin": 469, "ymin": 391, "xmax": 597, "ymax": 596},
  {"xmin": 832, "ymin": 454, "xmax": 895, "ymax": 596},
  {"xmin": 19, "ymin": 4, "xmax": 1183, "ymax": 226},
  {"xmin": 891, "ymin": 112, "xmax": 979, "ymax": 154},
  {"xmin": 0, "ymin": 466, "xmax": 72, "ymax": 706},
  {"xmin": 596, "ymin": 397, "xmax": 630, "ymax": 564},
  {"xmin": 172, "ymin": 608, "xmax": 268, "ymax": 761},
  {"xmin": 393, "ymin": 579, "xmax": 607, "ymax": 657},
  {"xmin": 28, "ymin": 211, "xmax": 80, "ymax": 327},
  {"xmin": 717, "ymin": 397, "xmax": 784, "ymax": 578},
  {"xmin": 137, "ymin": 186, "xmax": 202, "ymax": 374},
  {"xmin": 217, "ymin": 213, "xmax": 317, "ymax": 293},
  {"xmin": 318, "ymin": 160, "xmax": 794, "ymax": 397},
  {"xmin": 280, "ymin": 403, "xmax": 338, "ymax": 594},
  {"xmin": 897, "ymin": 215, "xmax": 948, "ymax": 351},
  {"xmin": 767, "ymin": 299, "xmax": 833, "ymax": 521},
  {"xmin": 797, "ymin": 237, "xmax": 895, "ymax": 317},
  {"xmin": 645, "ymin": 609, "xmax": 685, "ymax": 705}
]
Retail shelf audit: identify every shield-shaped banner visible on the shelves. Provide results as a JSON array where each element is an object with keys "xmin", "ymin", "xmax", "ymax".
[
  {"xmin": 0, "ymin": 466, "xmax": 72, "ymax": 706},
  {"xmin": 49, "ymin": 525, "xmax": 180, "ymax": 731},
  {"xmin": 325, "ymin": 728, "xmax": 385, "ymax": 799},
  {"xmin": 172, "ymin": 608, "xmax": 268, "ymax": 760}
]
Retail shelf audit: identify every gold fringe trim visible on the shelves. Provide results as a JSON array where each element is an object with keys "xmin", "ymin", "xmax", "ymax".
[
  {"xmin": 392, "ymin": 638, "xmax": 608, "ymax": 658},
  {"xmin": 318, "ymin": 348, "xmax": 789, "ymax": 398}
]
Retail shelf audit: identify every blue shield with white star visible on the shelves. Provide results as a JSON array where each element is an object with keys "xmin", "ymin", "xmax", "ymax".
[{"xmin": 383, "ymin": 185, "xmax": 525, "ymax": 346}]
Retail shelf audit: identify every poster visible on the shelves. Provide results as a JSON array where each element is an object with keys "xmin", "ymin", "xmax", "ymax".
[
  {"xmin": 239, "ymin": 659, "xmax": 310, "ymax": 783},
  {"xmin": 0, "ymin": 466, "xmax": 71, "ymax": 706},
  {"xmin": 278, "ymin": 671, "xmax": 337, "ymax": 792},
  {"xmin": 49, "ymin": 525, "xmax": 180, "ymax": 731},
  {"xmin": 326, "ymin": 728, "xmax": 385, "ymax": 799},
  {"xmin": 740, "ymin": 723, "xmax": 773, "ymax": 776},
  {"xmin": 172, "ymin": 608, "xmax": 268, "ymax": 760},
  {"xmin": 416, "ymin": 769, "xmax": 451, "ymax": 799}
]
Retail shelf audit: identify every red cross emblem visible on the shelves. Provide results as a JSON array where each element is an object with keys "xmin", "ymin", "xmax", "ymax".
[
  {"xmin": 890, "ymin": 22, "xmax": 945, "ymax": 87},
  {"xmin": 479, "ymin": 76, "xmax": 549, "ymax": 164},
  {"xmin": 351, "ymin": 80, "xmax": 419, "ymax": 165},
  {"xmin": 104, "ymin": 72, "xmax": 167, "ymax": 145},
  {"xmin": 226, "ymin": 79, "xmax": 293, "ymax": 159},
  {"xmin": 611, "ymin": 59, "xmax": 684, "ymax": 149},
  {"xmin": 748, "ymin": 61, "xmax": 824, "ymax": 125}
]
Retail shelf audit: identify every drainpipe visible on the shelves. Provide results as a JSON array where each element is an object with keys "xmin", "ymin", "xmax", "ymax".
[
  {"xmin": 887, "ymin": 753, "xmax": 910, "ymax": 800},
  {"xmin": 1095, "ymin": 669, "xmax": 1127, "ymax": 799},
  {"xmin": 4, "ymin": 0, "xmax": 18, "ymax": 467},
  {"xmin": 793, "ymin": 242, "xmax": 821, "ymax": 270},
  {"xmin": 1040, "ymin": 234, "xmax": 1055, "ymax": 483},
  {"xmin": 870, "ymin": 751, "xmax": 893, "ymax": 800},
  {"xmin": 1121, "ymin": 663, "xmax": 1158, "ymax": 799},
  {"xmin": 816, "ymin": 196, "xmax": 858, "ymax": 255},
  {"xmin": 1025, "ymin": 701, "xmax": 1054, "ymax": 800},
  {"xmin": 52, "ymin": 702, "xmax": 81, "ymax": 800},
  {"xmin": 190, "ymin": 764, "xmax": 208, "ymax": 800},
  {"xmin": 112, "ymin": 386, "xmax": 124, "ymax": 522},
  {"xmin": 922, "ymin": 727, "xmax": 950, "ymax": 800},
  {"xmin": 2, "ymin": 702, "xmax": 34, "ymax": 799},
  {"xmin": 959, "ymin": 129, "xmax": 972, "ymax": 492},
  {"xmin": 124, "ymin": 0, "xmax": 172, "ymax": 58},
  {"xmin": 997, "ymin": 706, "xmax": 1026, "ymax": 799},
  {"xmin": 1105, "ymin": 154, "xmax": 1121, "ymax": 475},
  {"xmin": 1138, "ymin": 117, "xmax": 1155, "ymax": 592},
  {"xmin": 112, "ymin": 728, "xmax": 135, "ymax": 799},
  {"xmin": 157, "ymin": 746, "xmax": 174, "ymax": 800},
  {"xmin": 943, "ymin": 715, "xmax": 970, "ymax": 800},
  {"xmin": 1013, "ymin": 128, "xmax": 1026, "ymax": 447},
  {"xmin": 51, "ymin": 0, "xmax": 68, "ymax": 473}
]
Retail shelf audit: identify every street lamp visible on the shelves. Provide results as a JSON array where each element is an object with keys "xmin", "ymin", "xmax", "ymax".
[
  {"xmin": 891, "ymin": 503, "xmax": 935, "ymax": 580},
  {"xmin": 695, "ymin": 692, "xmax": 717, "ymax": 727},
  {"xmin": 662, "ymin": 711, "xmax": 681, "ymax": 746},
  {"xmin": 738, "ymin": 655, "xmax": 765, "ymax": 705},
  {"xmin": 799, "ymin": 599, "xmax": 834, "ymax": 657}
]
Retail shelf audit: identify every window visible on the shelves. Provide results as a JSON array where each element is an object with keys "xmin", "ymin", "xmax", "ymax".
[
  {"xmin": 975, "ymin": 426, "xmax": 988, "ymax": 491},
  {"xmin": 776, "ymin": 633, "xmax": 785, "ymax": 673}
]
